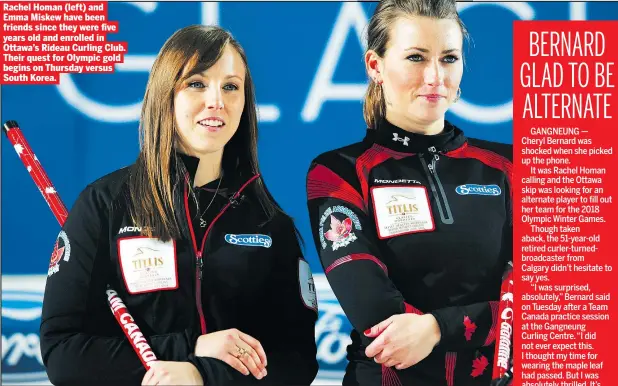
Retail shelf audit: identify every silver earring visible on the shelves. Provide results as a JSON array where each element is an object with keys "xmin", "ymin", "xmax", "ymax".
[{"xmin": 454, "ymin": 88, "xmax": 461, "ymax": 102}]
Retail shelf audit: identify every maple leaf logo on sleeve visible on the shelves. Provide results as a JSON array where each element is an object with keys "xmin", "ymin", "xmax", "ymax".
[
  {"xmin": 470, "ymin": 355, "xmax": 488, "ymax": 378},
  {"xmin": 463, "ymin": 316, "xmax": 477, "ymax": 341},
  {"xmin": 324, "ymin": 215, "xmax": 357, "ymax": 251},
  {"xmin": 49, "ymin": 240, "xmax": 65, "ymax": 266},
  {"xmin": 324, "ymin": 215, "xmax": 352, "ymax": 242}
]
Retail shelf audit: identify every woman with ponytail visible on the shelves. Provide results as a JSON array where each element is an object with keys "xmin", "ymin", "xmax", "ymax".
[{"xmin": 306, "ymin": 0, "xmax": 513, "ymax": 384}]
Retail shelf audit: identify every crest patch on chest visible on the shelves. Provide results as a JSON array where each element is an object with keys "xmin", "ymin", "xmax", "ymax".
[{"xmin": 371, "ymin": 186, "xmax": 435, "ymax": 238}]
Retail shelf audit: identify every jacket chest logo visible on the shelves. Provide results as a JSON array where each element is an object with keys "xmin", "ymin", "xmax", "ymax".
[
  {"xmin": 371, "ymin": 186, "xmax": 435, "ymax": 239},
  {"xmin": 455, "ymin": 184, "xmax": 502, "ymax": 196},
  {"xmin": 117, "ymin": 237, "xmax": 178, "ymax": 295},
  {"xmin": 117, "ymin": 225, "xmax": 155, "ymax": 235},
  {"xmin": 224, "ymin": 234, "xmax": 272, "ymax": 248}
]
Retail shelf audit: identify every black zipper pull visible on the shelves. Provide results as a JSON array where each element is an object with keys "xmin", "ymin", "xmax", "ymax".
[
  {"xmin": 229, "ymin": 194, "xmax": 245, "ymax": 208},
  {"xmin": 196, "ymin": 252, "xmax": 203, "ymax": 280},
  {"xmin": 428, "ymin": 159, "xmax": 436, "ymax": 174},
  {"xmin": 428, "ymin": 146, "xmax": 440, "ymax": 161}
]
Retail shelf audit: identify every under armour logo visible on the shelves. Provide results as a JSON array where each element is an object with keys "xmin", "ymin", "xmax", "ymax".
[{"xmin": 392, "ymin": 133, "xmax": 409, "ymax": 146}]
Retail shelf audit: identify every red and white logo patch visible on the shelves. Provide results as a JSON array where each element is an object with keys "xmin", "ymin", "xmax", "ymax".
[
  {"xmin": 318, "ymin": 206, "xmax": 362, "ymax": 251},
  {"xmin": 48, "ymin": 230, "xmax": 71, "ymax": 277}
]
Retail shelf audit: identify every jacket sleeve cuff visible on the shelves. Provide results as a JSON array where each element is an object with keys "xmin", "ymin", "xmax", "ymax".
[
  {"xmin": 186, "ymin": 354, "xmax": 208, "ymax": 385},
  {"xmin": 429, "ymin": 309, "xmax": 450, "ymax": 347}
]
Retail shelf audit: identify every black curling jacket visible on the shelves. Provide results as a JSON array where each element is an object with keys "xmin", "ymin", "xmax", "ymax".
[
  {"xmin": 306, "ymin": 119, "xmax": 512, "ymax": 386},
  {"xmin": 40, "ymin": 153, "xmax": 318, "ymax": 386}
]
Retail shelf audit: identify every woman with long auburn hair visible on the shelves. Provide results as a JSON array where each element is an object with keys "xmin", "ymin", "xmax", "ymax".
[{"xmin": 41, "ymin": 25, "xmax": 318, "ymax": 386}]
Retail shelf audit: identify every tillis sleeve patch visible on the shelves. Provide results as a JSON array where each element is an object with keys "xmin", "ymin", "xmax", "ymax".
[{"xmin": 298, "ymin": 259, "xmax": 317, "ymax": 311}]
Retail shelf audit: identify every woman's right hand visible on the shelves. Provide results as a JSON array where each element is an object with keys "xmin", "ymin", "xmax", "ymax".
[{"xmin": 194, "ymin": 329, "xmax": 268, "ymax": 380}]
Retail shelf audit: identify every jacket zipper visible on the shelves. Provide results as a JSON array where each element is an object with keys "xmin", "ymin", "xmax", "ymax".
[
  {"xmin": 184, "ymin": 174, "xmax": 260, "ymax": 335},
  {"xmin": 419, "ymin": 147, "xmax": 454, "ymax": 224}
]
